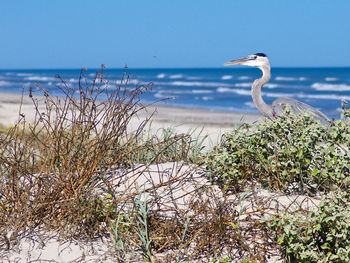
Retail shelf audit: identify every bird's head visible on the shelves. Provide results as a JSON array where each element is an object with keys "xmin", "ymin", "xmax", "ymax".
[{"xmin": 224, "ymin": 53, "xmax": 269, "ymax": 68}]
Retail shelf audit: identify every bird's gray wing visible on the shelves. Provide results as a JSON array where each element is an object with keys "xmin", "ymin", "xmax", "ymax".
[{"xmin": 272, "ymin": 97, "xmax": 329, "ymax": 124}]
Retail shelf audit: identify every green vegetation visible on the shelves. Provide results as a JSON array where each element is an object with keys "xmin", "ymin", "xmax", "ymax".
[
  {"xmin": 205, "ymin": 106, "xmax": 350, "ymax": 194},
  {"xmin": 268, "ymin": 190, "xmax": 350, "ymax": 262},
  {"xmin": 204, "ymin": 104, "xmax": 350, "ymax": 262}
]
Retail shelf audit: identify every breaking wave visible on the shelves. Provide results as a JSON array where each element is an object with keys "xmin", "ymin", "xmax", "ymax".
[
  {"xmin": 169, "ymin": 74, "xmax": 183, "ymax": 79},
  {"xmin": 25, "ymin": 76, "xmax": 56, "ymax": 81},
  {"xmin": 16, "ymin": 73, "xmax": 34, "ymax": 77},
  {"xmin": 192, "ymin": 89, "xmax": 214, "ymax": 94},
  {"xmin": 221, "ymin": 75, "xmax": 233, "ymax": 80},
  {"xmin": 201, "ymin": 96, "xmax": 214, "ymax": 101},
  {"xmin": 275, "ymin": 76, "xmax": 307, "ymax": 81},
  {"xmin": 311, "ymin": 83, "xmax": 350, "ymax": 91},
  {"xmin": 235, "ymin": 83, "xmax": 252, "ymax": 88},
  {"xmin": 216, "ymin": 87, "xmax": 251, "ymax": 96},
  {"xmin": 325, "ymin": 77, "xmax": 338, "ymax": 82},
  {"xmin": 298, "ymin": 93, "xmax": 350, "ymax": 101}
]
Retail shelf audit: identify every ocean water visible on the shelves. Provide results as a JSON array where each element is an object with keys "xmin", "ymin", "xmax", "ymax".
[{"xmin": 0, "ymin": 67, "xmax": 349, "ymax": 119}]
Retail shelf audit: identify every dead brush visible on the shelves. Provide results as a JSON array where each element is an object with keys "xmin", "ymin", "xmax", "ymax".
[
  {"xmin": 106, "ymin": 161, "xmax": 281, "ymax": 262},
  {"xmin": 0, "ymin": 65, "xmax": 167, "ymax": 241}
]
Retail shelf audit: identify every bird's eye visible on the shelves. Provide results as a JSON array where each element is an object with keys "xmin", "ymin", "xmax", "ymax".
[{"xmin": 253, "ymin": 55, "xmax": 257, "ymax": 59}]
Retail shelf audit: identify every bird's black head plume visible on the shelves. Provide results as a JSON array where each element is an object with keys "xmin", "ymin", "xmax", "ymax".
[{"xmin": 254, "ymin": 53, "xmax": 267, "ymax": 57}]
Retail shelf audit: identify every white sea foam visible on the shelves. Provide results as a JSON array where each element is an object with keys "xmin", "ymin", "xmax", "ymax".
[
  {"xmin": 275, "ymin": 76, "xmax": 306, "ymax": 81},
  {"xmin": 201, "ymin": 96, "xmax": 213, "ymax": 101},
  {"xmin": 298, "ymin": 93, "xmax": 350, "ymax": 101},
  {"xmin": 157, "ymin": 73, "xmax": 166, "ymax": 79},
  {"xmin": 264, "ymin": 92, "xmax": 295, "ymax": 98},
  {"xmin": 154, "ymin": 92, "xmax": 165, "ymax": 99},
  {"xmin": 325, "ymin": 77, "xmax": 338, "ymax": 82},
  {"xmin": 238, "ymin": 76, "xmax": 250, "ymax": 80},
  {"xmin": 234, "ymin": 89, "xmax": 252, "ymax": 95},
  {"xmin": 192, "ymin": 89, "xmax": 214, "ymax": 94},
  {"xmin": 216, "ymin": 87, "xmax": 232, "ymax": 93},
  {"xmin": 25, "ymin": 76, "xmax": 56, "ymax": 81},
  {"xmin": 169, "ymin": 74, "xmax": 183, "ymax": 79},
  {"xmin": 114, "ymin": 79, "xmax": 140, "ymax": 85},
  {"xmin": 216, "ymin": 87, "xmax": 251, "ymax": 96},
  {"xmin": 235, "ymin": 83, "xmax": 252, "ymax": 88},
  {"xmin": 221, "ymin": 75, "xmax": 233, "ymax": 80},
  {"xmin": 311, "ymin": 83, "xmax": 350, "ymax": 91},
  {"xmin": 16, "ymin": 73, "xmax": 33, "ymax": 77},
  {"xmin": 265, "ymin": 83, "xmax": 279, "ymax": 89},
  {"xmin": 275, "ymin": 76, "xmax": 296, "ymax": 81}
]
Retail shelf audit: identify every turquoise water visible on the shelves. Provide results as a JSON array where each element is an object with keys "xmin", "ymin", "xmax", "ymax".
[{"xmin": 0, "ymin": 67, "xmax": 350, "ymax": 119}]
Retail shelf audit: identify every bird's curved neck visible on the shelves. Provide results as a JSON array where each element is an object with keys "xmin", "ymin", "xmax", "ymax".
[{"xmin": 252, "ymin": 65, "xmax": 273, "ymax": 118}]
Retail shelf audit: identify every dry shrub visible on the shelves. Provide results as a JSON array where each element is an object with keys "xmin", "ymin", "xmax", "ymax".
[
  {"xmin": 107, "ymin": 162, "xmax": 279, "ymax": 262},
  {"xmin": 0, "ymin": 66, "xmax": 162, "ymax": 241}
]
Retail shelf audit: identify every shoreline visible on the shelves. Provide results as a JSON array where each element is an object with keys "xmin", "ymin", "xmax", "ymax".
[{"xmin": 0, "ymin": 91, "xmax": 262, "ymax": 146}]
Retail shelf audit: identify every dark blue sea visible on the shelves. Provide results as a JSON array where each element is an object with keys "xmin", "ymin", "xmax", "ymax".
[{"xmin": 0, "ymin": 67, "xmax": 349, "ymax": 119}]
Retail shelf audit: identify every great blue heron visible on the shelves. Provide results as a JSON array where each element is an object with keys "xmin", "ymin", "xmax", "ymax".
[{"xmin": 224, "ymin": 53, "xmax": 329, "ymax": 124}]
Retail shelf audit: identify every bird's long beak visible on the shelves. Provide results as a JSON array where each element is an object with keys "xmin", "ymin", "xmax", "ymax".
[{"xmin": 224, "ymin": 57, "xmax": 251, "ymax": 66}]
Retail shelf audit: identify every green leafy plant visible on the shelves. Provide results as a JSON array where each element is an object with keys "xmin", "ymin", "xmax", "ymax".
[
  {"xmin": 212, "ymin": 257, "xmax": 233, "ymax": 263},
  {"xmin": 205, "ymin": 107, "xmax": 350, "ymax": 194},
  {"xmin": 267, "ymin": 190, "xmax": 350, "ymax": 263},
  {"xmin": 110, "ymin": 194, "xmax": 153, "ymax": 262},
  {"xmin": 134, "ymin": 194, "xmax": 153, "ymax": 262}
]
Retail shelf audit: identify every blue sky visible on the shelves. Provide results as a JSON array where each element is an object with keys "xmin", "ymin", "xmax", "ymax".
[{"xmin": 0, "ymin": 0, "xmax": 349, "ymax": 69}]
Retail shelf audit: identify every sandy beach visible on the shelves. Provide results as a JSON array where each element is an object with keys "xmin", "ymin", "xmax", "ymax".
[{"xmin": 0, "ymin": 91, "xmax": 262, "ymax": 146}]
